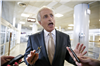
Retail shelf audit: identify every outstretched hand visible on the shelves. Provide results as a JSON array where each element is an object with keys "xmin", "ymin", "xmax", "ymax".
[{"xmin": 74, "ymin": 43, "xmax": 87, "ymax": 56}]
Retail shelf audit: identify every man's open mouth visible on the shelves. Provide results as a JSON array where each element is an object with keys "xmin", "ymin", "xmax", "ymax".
[{"xmin": 48, "ymin": 23, "xmax": 53, "ymax": 25}]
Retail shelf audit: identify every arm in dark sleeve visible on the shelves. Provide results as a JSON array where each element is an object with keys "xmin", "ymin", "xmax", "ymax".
[
  {"xmin": 65, "ymin": 35, "xmax": 77, "ymax": 66},
  {"xmin": 24, "ymin": 36, "xmax": 33, "ymax": 66}
]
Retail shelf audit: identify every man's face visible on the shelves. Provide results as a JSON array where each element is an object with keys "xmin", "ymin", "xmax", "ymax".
[{"xmin": 39, "ymin": 8, "xmax": 55, "ymax": 32}]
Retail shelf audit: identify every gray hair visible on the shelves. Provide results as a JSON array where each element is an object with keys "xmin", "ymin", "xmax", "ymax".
[{"xmin": 37, "ymin": 6, "xmax": 55, "ymax": 22}]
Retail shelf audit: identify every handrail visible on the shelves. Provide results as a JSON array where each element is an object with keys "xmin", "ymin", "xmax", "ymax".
[{"xmin": 89, "ymin": 41, "xmax": 100, "ymax": 42}]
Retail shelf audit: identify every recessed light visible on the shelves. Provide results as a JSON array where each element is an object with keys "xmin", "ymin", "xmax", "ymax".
[
  {"xmin": 68, "ymin": 27, "xmax": 72, "ymax": 29},
  {"xmin": 17, "ymin": 2, "xmax": 27, "ymax": 7},
  {"xmin": 68, "ymin": 24, "xmax": 74, "ymax": 26}
]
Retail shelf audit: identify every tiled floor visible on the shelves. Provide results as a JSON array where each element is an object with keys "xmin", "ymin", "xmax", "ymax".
[{"xmin": 10, "ymin": 43, "xmax": 74, "ymax": 66}]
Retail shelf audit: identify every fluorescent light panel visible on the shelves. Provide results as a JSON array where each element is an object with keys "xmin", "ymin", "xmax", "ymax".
[
  {"xmin": 68, "ymin": 24, "xmax": 74, "ymax": 26},
  {"xmin": 55, "ymin": 13, "xmax": 63, "ymax": 17},
  {"xmin": 68, "ymin": 27, "xmax": 72, "ymax": 29},
  {"xmin": 27, "ymin": 19, "xmax": 35, "ymax": 22},
  {"xmin": 21, "ymin": 13, "xmax": 30, "ymax": 17},
  {"xmin": 20, "ymin": 22, "xmax": 25, "ymax": 24}
]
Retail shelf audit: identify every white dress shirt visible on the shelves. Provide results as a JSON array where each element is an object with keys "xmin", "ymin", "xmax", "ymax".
[{"xmin": 44, "ymin": 29, "xmax": 56, "ymax": 54}]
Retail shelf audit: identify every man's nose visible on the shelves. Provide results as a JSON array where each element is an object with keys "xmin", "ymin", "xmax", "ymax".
[{"xmin": 48, "ymin": 16, "xmax": 52, "ymax": 21}]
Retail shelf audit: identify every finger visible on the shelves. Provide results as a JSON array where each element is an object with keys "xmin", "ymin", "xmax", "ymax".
[
  {"xmin": 26, "ymin": 57, "xmax": 32, "ymax": 65},
  {"xmin": 82, "ymin": 51, "xmax": 87, "ymax": 55},
  {"xmin": 4, "ymin": 56, "xmax": 14, "ymax": 60},
  {"xmin": 30, "ymin": 50, "xmax": 36, "ymax": 62},
  {"xmin": 73, "ymin": 58, "xmax": 77, "ymax": 61},
  {"xmin": 14, "ymin": 62, "xmax": 18, "ymax": 66},
  {"xmin": 79, "ymin": 44, "xmax": 83, "ymax": 51},
  {"xmin": 31, "ymin": 53, "xmax": 39, "ymax": 64},
  {"xmin": 26, "ymin": 54, "xmax": 31, "ymax": 63},
  {"xmin": 76, "ymin": 61, "xmax": 82, "ymax": 66},
  {"xmin": 80, "ymin": 46, "xmax": 86, "ymax": 53},
  {"xmin": 18, "ymin": 59, "xmax": 22, "ymax": 63},
  {"xmin": 28, "ymin": 54, "xmax": 31, "ymax": 62},
  {"xmin": 26, "ymin": 57, "xmax": 29, "ymax": 63},
  {"xmin": 76, "ymin": 43, "xmax": 80, "ymax": 49},
  {"xmin": 26, "ymin": 50, "xmax": 36, "ymax": 64}
]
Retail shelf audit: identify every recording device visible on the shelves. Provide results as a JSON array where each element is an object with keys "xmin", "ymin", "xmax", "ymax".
[
  {"xmin": 69, "ymin": 47, "xmax": 81, "ymax": 63},
  {"xmin": 2, "ymin": 54, "xmax": 24, "ymax": 66},
  {"xmin": 2, "ymin": 46, "xmax": 42, "ymax": 66}
]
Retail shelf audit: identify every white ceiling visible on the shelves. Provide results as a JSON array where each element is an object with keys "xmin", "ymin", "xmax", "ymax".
[{"xmin": 2, "ymin": 0, "xmax": 100, "ymax": 31}]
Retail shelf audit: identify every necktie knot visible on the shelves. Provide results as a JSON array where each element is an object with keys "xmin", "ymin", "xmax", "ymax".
[
  {"xmin": 49, "ymin": 32, "xmax": 53, "ymax": 39},
  {"xmin": 49, "ymin": 32, "xmax": 52, "ymax": 36}
]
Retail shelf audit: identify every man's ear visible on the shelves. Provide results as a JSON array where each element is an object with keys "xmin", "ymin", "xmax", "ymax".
[{"xmin": 38, "ymin": 21, "xmax": 41, "ymax": 25}]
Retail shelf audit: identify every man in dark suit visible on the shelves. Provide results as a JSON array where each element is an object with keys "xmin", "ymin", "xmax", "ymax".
[{"xmin": 24, "ymin": 6, "xmax": 87, "ymax": 66}]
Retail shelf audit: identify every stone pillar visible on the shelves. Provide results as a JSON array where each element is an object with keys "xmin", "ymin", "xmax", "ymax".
[{"xmin": 17, "ymin": 23, "xmax": 21, "ymax": 43}]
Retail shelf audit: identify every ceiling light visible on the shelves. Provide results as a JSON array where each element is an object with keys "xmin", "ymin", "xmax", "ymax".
[
  {"xmin": 99, "ymin": 19, "xmax": 100, "ymax": 21},
  {"xmin": 17, "ymin": 2, "xmax": 27, "ymax": 7},
  {"xmin": 20, "ymin": 22, "xmax": 25, "ymax": 24},
  {"xmin": 68, "ymin": 24, "xmax": 74, "ymax": 26},
  {"xmin": 68, "ymin": 27, "xmax": 72, "ymax": 29},
  {"xmin": 55, "ymin": 13, "xmax": 63, "ymax": 17},
  {"xmin": 27, "ymin": 17, "xmax": 36, "ymax": 22},
  {"xmin": 21, "ymin": 13, "xmax": 30, "ymax": 17},
  {"xmin": 28, "ymin": 19, "xmax": 35, "ymax": 22}
]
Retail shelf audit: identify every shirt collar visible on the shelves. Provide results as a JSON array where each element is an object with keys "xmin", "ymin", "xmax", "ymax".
[{"xmin": 44, "ymin": 29, "xmax": 55, "ymax": 37}]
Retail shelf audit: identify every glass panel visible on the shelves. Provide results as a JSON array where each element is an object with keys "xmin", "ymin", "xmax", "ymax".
[
  {"xmin": 0, "ymin": 45, "xmax": 4, "ymax": 55},
  {"xmin": 0, "ymin": 25, "xmax": 6, "ymax": 55}
]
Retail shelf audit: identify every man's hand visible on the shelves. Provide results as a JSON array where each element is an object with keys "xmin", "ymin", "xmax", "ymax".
[
  {"xmin": 76, "ymin": 56, "xmax": 100, "ymax": 66},
  {"xmin": 26, "ymin": 50, "xmax": 39, "ymax": 65},
  {"xmin": 1, "ymin": 56, "xmax": 21, "ymax": 66},
  {"xmin": 74, "ymin": 43, "xmax": 87, "ymax": 56},
  {"xmin": 66, "ymin": 43, "xmax": 87, "ymax": 63}
]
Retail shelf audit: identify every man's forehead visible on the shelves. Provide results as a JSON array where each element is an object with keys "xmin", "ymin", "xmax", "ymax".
[
  {"xmin": 41, "ymin": 8, "xmax": 52, "ymax": 11},
  {"xmin": 40, "ymin": 9, "xmax": 53, "ymax": 16}
]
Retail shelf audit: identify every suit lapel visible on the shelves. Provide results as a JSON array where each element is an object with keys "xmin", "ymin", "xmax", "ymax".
[{"xmin": 39, "ymin": 30, "xmax": 50, "ymax": 63}]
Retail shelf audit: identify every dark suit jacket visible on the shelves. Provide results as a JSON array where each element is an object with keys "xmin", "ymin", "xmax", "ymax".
[{"xmin": 24, "ymin": 29, "xmax": 76, "ymax": 66}]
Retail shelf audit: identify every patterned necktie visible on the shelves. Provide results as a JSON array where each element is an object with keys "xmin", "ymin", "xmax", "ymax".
[{"xmin": 48, "ymin": 32, "xmax": 55, "ymax": 65}]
